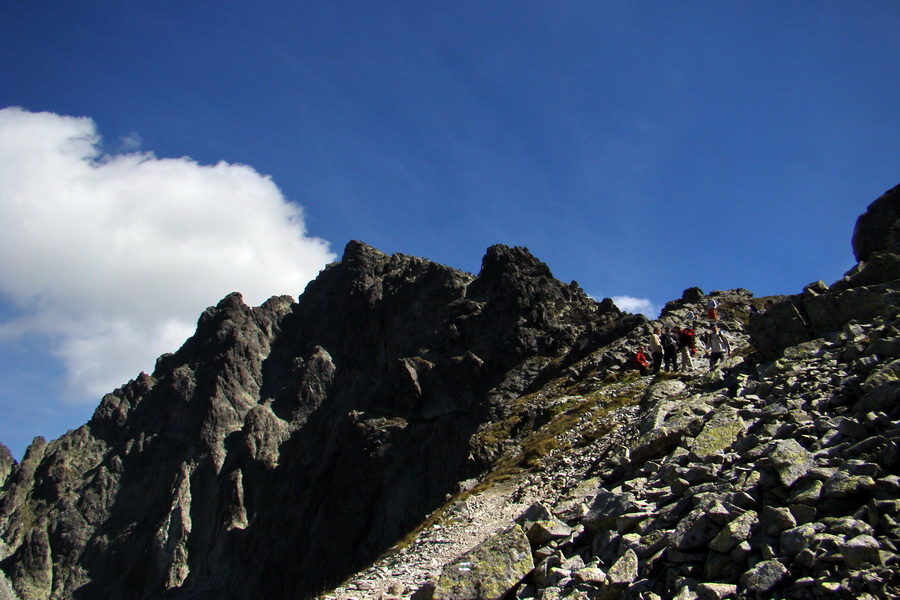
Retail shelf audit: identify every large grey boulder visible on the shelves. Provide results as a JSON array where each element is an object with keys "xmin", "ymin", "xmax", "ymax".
[
  {"xmin": 740, "ymin": 559, "xmax": 787, "ymax": 593},
  {"xmin": 432, "ymin": 525, "xmax": 534, "ymax": 600},
  {"xmin": 689, "ymin": 409, "xmax": 746, "ymax": 460},
  {"xmin": 768, "ymin": 439, "xmax": 813, "ymax": 488}
]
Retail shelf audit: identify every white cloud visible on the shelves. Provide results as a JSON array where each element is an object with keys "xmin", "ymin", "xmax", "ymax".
[
  {"xmin": 0, "ymin": 107, "xmax": 336, "ymax": 401},
  {"xmin": 611, "ymin": 295, "xmax": 659, "ymax": 318},
  {"xmin": 116, "ymin": 132, "xmax": 143, "ymax": 153}
]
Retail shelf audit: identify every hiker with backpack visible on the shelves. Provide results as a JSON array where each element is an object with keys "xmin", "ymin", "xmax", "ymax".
[
  {"xmin": 678, "ymin": 326, "xmax": 697, "ymax": 371},
  {"xmin": 706, "ymin": 298, "xmax": 718, "ymax": 321},
  {"xmin": 662, "ymin": 327, "xmax": 679, "ymax": 372},
  {"xmin": 704, "ymin": 325, "xmax": 731, "ymax": 369}
]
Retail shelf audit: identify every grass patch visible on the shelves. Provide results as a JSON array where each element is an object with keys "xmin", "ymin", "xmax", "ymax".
[
  {"xmin": 481, "ymin": 388, "xmax": 640, "ymax": 485},
  {"xmin": 600, "ymin": 370, "xmax": 640, "ymax": 385},
  {"xmin": 374, "ymin": 372, "xmax": 645, "ymax": 564}
]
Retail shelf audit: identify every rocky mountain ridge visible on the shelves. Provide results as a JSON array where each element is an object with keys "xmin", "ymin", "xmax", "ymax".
[
  {"xmin": 0, "ymin": 235, "xmax": 643, "ymax": 600},
  {"xmin": 322, "ymin": 184, "xmax": 900, "ymax": 600},
  {"xmin": 2, "ymin": 183, "xmax": 900, "ymax": 600}
]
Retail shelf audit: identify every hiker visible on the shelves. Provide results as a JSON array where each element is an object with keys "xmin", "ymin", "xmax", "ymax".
[
  {"xmin": 678, "ymin": 326, "xmax": 696, "ymax": 371},
  {"xmin": 648, "ymin": 328, "xmax": 663, "ymax": 374},
  {"xmin": 633, "ymin": 346, "xmax": 650, "ymax": 376},
  {"xmin": 662, "ymin": 327, "xmax": 679, "ymax": 372},
  {"xmin": 706, "ymin": 298, "xmax": 718, "ymax": 321},
  {"xmin": 704, "ymin": 325, "xmax": 731, "ymax": 369}
]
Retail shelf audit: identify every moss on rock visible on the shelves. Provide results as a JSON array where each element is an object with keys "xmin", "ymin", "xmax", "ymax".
[{"xmin": 433, "ymin": 525, "xmax": 533, "ymax": 600}]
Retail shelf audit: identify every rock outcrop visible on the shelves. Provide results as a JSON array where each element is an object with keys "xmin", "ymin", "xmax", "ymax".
[
  {"xmin": 749, "ymin": 184, "xmax": 900, "ymax": 360},
  {"xmin": 0, "ymin": 446, "xmax": 12, "ymax": 491},
  {"xmin": 853, "ymin": 183, "xmax": 900, "ymax": 264}
]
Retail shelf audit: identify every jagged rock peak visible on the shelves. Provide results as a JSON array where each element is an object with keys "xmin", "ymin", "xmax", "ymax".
[
  {"xmin": 478, "ymin": 244, "xmax": 553, "ymax": 280},
  {"xmin": 853, "ymin": 182, "xmax": 900, "ymax": 262},
  {"xmin": 215, "ymin": 291, "xmax": 247, "ymax": 310},
  {"xmin": 0, "ymin": 443, "xmax": 13, "ymax": 486},
  {"xmin": 341, "ymin": 239, "xmax": 390, "ymax": 265},
  {"xmin": 0, "ymin": 236, "xmax": 651, "ymax": 600},
  {"xmin": 467, "ymin": 245, "xmax": 569, "ymax": 305}
]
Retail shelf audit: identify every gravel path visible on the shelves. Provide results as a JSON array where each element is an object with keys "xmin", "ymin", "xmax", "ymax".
[
  {"xmin": 321, "ymin": 477, "xmax": 539, "ymax": 600},
  {"xmin": 318, "ymin": 397, "xmax": 645, "ymax": 600}
]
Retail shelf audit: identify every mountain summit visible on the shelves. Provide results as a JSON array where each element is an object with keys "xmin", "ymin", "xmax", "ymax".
[{"xmin": 2, "ymin": 184, "xmax": 900, "ymax": 600}]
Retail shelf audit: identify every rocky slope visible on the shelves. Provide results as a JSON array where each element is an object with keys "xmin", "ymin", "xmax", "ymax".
[
  {"xmin": 2, "ymin": 183, "xmax": 900, "ymax": 600},
  {"xmin": 321, "ymin": 184, "xmax": 900, "ymax": 600}
]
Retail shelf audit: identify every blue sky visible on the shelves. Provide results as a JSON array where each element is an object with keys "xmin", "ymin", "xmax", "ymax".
[{"xmin": 1, "ymin": 2, "xmax": 898, "ymax": 460}]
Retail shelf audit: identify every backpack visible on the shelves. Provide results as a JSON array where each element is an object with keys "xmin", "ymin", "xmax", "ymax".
[
  {"xmin": 662, "ymin": 333, "xmax": 677, "ymax": 351},
  {"xmin": 681, "ymin": 328, "xmax": 696, "ymax": 348}
]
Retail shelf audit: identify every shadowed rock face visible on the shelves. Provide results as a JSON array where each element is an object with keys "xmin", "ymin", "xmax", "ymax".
[
  {"xmin": 0, "ymin": 242, "xmax": 638, "ymax": 600},
  {"xmin": 853, "ymin": 183, "xmax": 900, "ymax": 263}
]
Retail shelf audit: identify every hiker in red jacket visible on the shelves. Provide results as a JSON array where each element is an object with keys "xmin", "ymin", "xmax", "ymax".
[{"xmin": 633, "ymin": 347, "xmax": 650, "ymax": 376}]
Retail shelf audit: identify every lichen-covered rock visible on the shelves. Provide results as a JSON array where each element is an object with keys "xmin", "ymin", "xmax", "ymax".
[
  {"xmin": 689, "ymin": 410, "xmax": 745, "ymax": 459},
  {"xmin": 432, "ymin": 525, "xmax": 533, "ymax": 600},
  {"xmin": 515, "ymin": 502, "xmax": 571, "ymax": 546},
  {"xmin": 696, "ymin": 583, "xmax": 737, "ymax": 600},
  {"xmin": 822, "ymin": 472, "xmax": 877, "ymax": 498},
  {"xmin": 841, "ymin": 534, "xmax": 886, "ymax": 568},
  {"xmin": 605, "ymin": 549, "xmax": 637, "ymax": 585},
  {"xmin": 709, "ymin": 510, "xmax": 758, "ymax": 554},
  {"xmin": 768, "ymin": 439, "xmax": 813, "ymax": 488},
  {"xmin": 740, "ymin": 559, "xmax": 787, "ymax": 593},
  {"xmin": 524, "ymin": 519, "xmax": 572, "ymax": 547}
]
